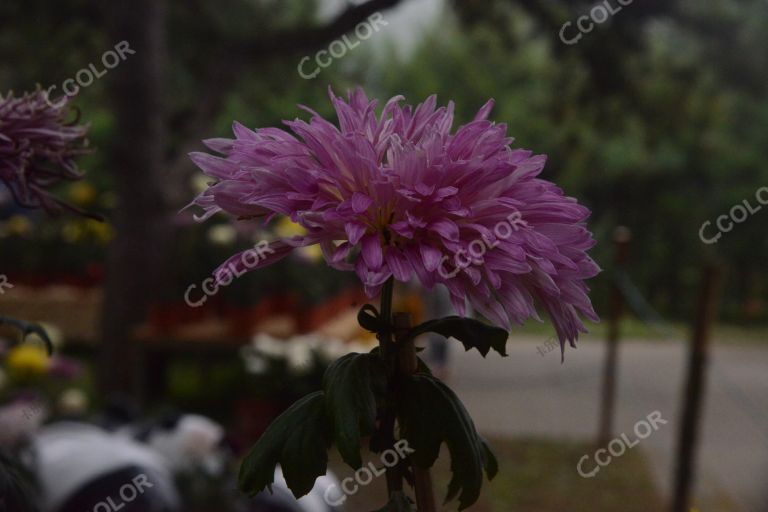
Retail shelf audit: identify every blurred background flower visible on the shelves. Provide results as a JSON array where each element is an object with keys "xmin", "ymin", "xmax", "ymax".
[
  {"xmin": 6, "ymin": 343, "xmax": 50, "ymax": 380},
  {"xmin": 0, "ymin": 89, "xmax": 92, "ymax": 216}
]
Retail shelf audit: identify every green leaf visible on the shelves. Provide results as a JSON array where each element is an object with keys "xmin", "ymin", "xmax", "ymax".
[
  {"xmin": 357, "ymin": 304, "xmax": 383, "ymax": 333},
  {"xmin": 371, "ymin": 491, "xmax": 414, "ymax": 511},
  {"xmin": 480, "ymin": 438, "xmax": 499, "ymax": 480},
  {"xmin": 239, "ymin": 391, "xmax": 331, "ymax": 499},
  {"xmin": 0, "ymin": 316, "xmax": 53, "ymax": 355},
  {"xmin": 323, "ymin": 352, "xmax": 387, "ymax": 469},
  {"xmin": 409, "ymin": 316, "xmax": 509, "ymax": 357},
  {"xmin": 280, "ymin": 402, "xmax": 332, "ymax": 496},
  {"xmin": 399, "ymin": 374, "xmax": 497, "ymax": 510}
]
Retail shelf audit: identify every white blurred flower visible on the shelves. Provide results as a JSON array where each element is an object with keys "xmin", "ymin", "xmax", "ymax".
[
  {"xmin": 239, "ymin": 345, "xmax": 269, "ymax": 374},
  {"xmin": 243, "ymin": 333, "xmax": 377, "ymax": 376},
  {"xmin": 148, "ymin": 414, "xmax": 225, "ymax": 476},
  {"xmin": 207, "ymin": 224, "xmax": 237, "ymax": 246},
  {"xmin": 252, "ymin": 334, "xmax": 288, "ymax": 358},
  {"xmin": 58, "ymin": 388, "xmax": 88, "ymax": 416},
  {"xmin": 286, "ymin": 339, "xmax": 314, "ymax": 374},
  {"xmin": 315, "ymin": 338, "xmax": 349, "ymax": 362},
  {"xmin": 242, "ymin": 334, "xmax": 297, "ymax": 374}
]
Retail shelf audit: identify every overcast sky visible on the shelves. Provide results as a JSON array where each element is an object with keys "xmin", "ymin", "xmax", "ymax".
[{"xmin": 318, "ymin": 0, "xmax": 445, "ymax": 56}]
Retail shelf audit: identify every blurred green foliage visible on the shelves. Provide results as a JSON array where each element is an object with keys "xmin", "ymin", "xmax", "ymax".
[{"xmin": 1, "ymin": 0, "xmax": 766, "ymax": 324}]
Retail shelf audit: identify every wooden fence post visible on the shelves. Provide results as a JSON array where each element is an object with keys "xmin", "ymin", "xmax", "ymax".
[
  {"xmin": 598, "ymin": 226, "xmax": 632, "ymax": 446},
  {"xmin": 670, "ymin": 264, "xmax": 723, "ymax": 512}
]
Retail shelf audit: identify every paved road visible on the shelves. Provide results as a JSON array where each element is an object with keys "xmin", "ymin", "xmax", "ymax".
[{"xmin": 447, "ymin": 336, "xmax": 768, "ymax": 512}]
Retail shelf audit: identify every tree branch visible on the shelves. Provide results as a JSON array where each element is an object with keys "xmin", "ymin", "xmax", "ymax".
[
  {"xmin": 165, "ymin": 0, "xmax": 407, "ymax": 207},
  {"xmin": 231, "ymin": 0, "xmax": 405, "ymax": 56}
]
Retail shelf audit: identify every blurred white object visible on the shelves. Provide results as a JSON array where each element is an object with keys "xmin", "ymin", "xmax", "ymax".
[
  {"xmin": 243, "ymin": 333, "xmax": 368, "ymax": 376},
  {"xmin": 285, "ymin": 339, "xmax": 314, "ymax": 373},
  {"xmin": 32, "ymin": 421, "xmax": 180, "ymax": 512},
  {"xmin": 145, "ymin": 414, "xmax": 225, "ymax": 475},
  {"xmin": 274, "ymin": 466, "xmax": 343, "ymax": 512}
]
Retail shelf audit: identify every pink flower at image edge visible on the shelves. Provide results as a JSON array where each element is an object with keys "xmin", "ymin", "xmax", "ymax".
[
  {"xmin": 0, "ymin": 89, "xmax": 90, "ymax": 215},
  {"xmin": 188, "ymin": 88, "xmax": 600, "ymax": 351}
]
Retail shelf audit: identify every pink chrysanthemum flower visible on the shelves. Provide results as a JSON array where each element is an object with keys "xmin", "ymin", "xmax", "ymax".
[
  {"xmin": 0, "ymin": 89, "xmax": 91, "ymax": 215},
  {"xmin": 189, "ymin": 88, "xmax": 600, "ymax": 347}
]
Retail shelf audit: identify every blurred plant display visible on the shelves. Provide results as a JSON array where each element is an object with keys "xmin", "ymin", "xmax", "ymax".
[
  {"xmin": 0, "ymin": 1, "xmax": 766, "ymax": 511},
  {"xmin": 0, "ymin": 327, "xmax": 89, "ymax": 428},
  {"xmin": 1, "ymin": 0, "xmax": 766, "ymax": 324}
]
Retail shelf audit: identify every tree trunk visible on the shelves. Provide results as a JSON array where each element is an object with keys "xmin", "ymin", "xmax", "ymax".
[{"xmin": 100, "ymin": 0, "xmax": 171, "ymax": 398}]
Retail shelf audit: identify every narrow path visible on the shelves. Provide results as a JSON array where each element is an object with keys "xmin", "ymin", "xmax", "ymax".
[{"xmin": 448, "ymin": 337, "xmax": 768, "ymax": 512}]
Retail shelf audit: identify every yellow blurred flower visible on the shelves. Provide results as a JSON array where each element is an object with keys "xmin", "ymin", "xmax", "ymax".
[
  {"xmin": 61, "ymin": 219, "xmax": 113, "ymax": 244},
  {"xmin": 192, "ymin": 174, "xmax": 212, "ymax": 194},
  {"xmin": 6, "ymin": 344, "xmax": 50, "ymax": 378},
  {"xmin": 5, "ymin": 215, "xmax": 32, "ymax": 236},
  {"xmin": 62, "ymin": 221, "xmax": 83, "ymax": 243},
  {"xmin": 275, "ymin": 216, "xmax": 307, "ymax": 238},
  {"xmin": 299, "ymin": 244, "xmax": 323, "ymax": 261},
  {"xmin": 274, "ymin": 217, "xmax": 323, "ymax": 262},
  {"xmin": 86, "ymin": 219, "xmax": 114, "ymax": 244},
  {"xmin": 68, "ymin": 182, "xmax": 97, "ymax": 205}
]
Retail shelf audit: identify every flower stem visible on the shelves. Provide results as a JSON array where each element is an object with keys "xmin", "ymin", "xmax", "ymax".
[
  {"xmin": 378, "ymin": 277, "xmax": 402, "ymax": 496},
  {"xmin": 377, "ymin": 278, "xmax": 437, "ymax": 511},
  {"xmin": 379, "ymin": 277, "xmax": 395, "ymax": 353},
  {"xmin": 393, "ymin": 313, "xmax": 437, "ymax": 512}
]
